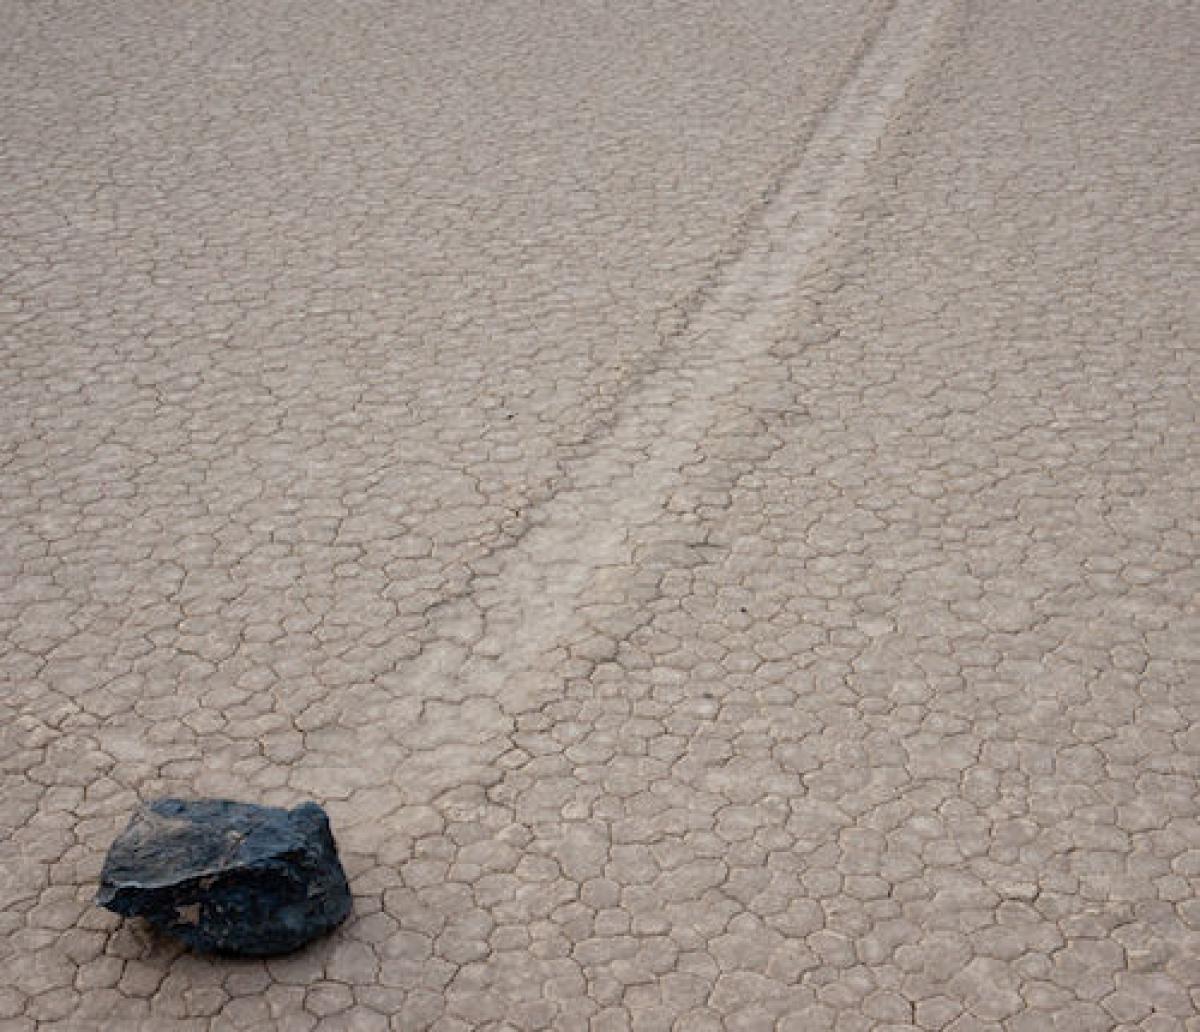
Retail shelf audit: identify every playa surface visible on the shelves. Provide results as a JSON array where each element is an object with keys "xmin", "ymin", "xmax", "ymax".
[{"xmin": 2, "ymin": 0, "xmax": 1197, "ymax": 1028}]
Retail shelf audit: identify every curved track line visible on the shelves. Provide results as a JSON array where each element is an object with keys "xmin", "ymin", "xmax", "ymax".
[{"xmin": 306, "ymin": 0, "xmax": 958, "ymax": 804}]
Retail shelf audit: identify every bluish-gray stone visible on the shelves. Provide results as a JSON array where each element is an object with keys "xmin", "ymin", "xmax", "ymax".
[{"xmin": 97, "ymin": 798, "xmax": 351, "ymax": 955}]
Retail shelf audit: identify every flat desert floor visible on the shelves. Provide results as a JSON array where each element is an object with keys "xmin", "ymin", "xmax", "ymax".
[{"xmin": 2, "ymin": 0, "xmax": 1198, "ymax": 1029}]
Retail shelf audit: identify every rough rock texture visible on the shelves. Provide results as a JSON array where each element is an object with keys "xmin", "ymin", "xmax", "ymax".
[{"xmin": 97, "ymin": 799, "xmax": 351, "ymax": 955}]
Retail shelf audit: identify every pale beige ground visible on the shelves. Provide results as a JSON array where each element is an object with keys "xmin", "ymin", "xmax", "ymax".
[{"xmin": 2, "ymin": 0, "xmax": 1198, "ymax": 1029}]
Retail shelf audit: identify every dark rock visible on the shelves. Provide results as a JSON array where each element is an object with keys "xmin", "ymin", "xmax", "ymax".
[{"xmin": 97, "ymin": 798, "xmax": 351, "ymax": 955}]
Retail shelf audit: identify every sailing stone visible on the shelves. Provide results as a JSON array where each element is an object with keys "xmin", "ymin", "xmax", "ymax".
[{"xmin": 97, "ymin": 798, "xmax": 352, "ymax": 955}]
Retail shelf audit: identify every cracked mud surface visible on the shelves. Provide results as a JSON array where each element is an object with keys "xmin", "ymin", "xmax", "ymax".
[{"xmin": 2, "ymin": 0, "xmax": 1198, "ymax": 1029}]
